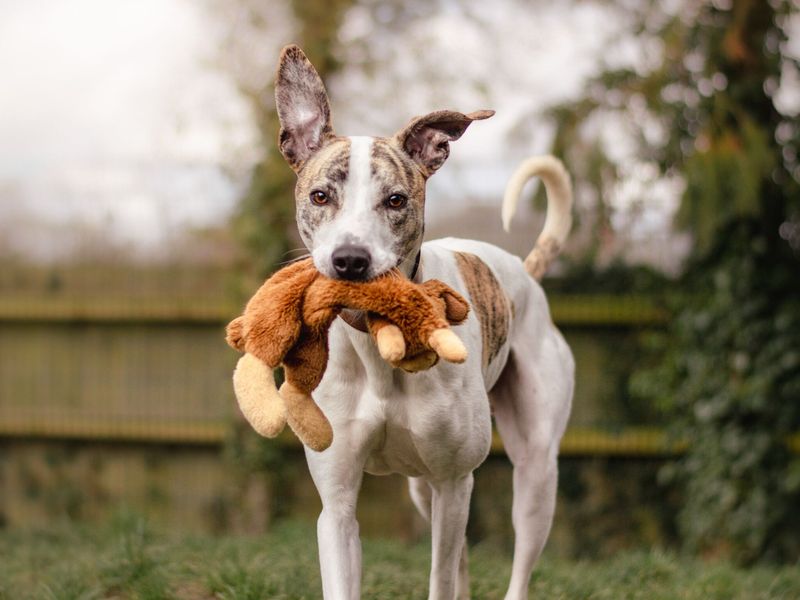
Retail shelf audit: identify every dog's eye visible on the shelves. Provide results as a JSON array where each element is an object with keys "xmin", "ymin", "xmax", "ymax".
[
  {"xmin": 385, "ymin": 194, "xmax": 407, "ymax": 209},
  {"xmin": 310, "ymin": 190, "xmax": 329, "ymax": 206}
]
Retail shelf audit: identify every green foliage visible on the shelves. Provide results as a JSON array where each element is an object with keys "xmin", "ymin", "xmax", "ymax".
[
  {"xmin": 2, "ymin": 518, "xmax": 800, "ymax": 599},
  {"xmin": 231, "ymin": 138, "xmax": 298, "ymax": 279},
  {"xmin": 550, "ymin": 260, "xmax": 671, "ymax": 295},
  {"xmin": 549, "ymin": 0, "xmax": 800, "ymax": 268},
  {"xmin": 100, "ymin": 512, "xmax": 171, "ymax": 599},
  {"xmin": 229, "ymin": 0, "xmax": 356, "ymax": 281},
  {"xmin": 224, "ymin": 1, "xmax": 357, "ymax": 519},
  {"xmin": 631, "ymin": 220, "xmax": 800, "ymax": 563},
  {"xmin": 222, "ymin": 421, "xmax": 296, "ymax": 522},
  {"xmin": 553, "ymin": 0, "xmax": 800, "ymax": 563},
  {"xmin": 679, "ymin": 117, "xmax": 776, "ymax": 253}
]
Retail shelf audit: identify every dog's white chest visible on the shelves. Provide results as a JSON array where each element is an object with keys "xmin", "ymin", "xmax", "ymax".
[
  {"xmin": 315, "ymin": 318, "xmax": 493, "ymax": 480},
  {"xmin": 360, "ymin": 378, "xmax": 492, "ymax": 479},
  {"xmin": 363, "ymin": 418, "xmax": 430, "ymax": 477}
]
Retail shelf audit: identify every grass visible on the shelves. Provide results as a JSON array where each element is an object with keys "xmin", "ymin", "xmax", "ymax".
[{"xmin": 1, "ymin": 515, "xmax": 799, "ymax": 599}]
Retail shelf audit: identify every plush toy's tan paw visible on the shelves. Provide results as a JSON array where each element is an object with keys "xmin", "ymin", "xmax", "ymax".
[
  {"xmin": 232, "ymin": 354, "xmax": 287, "ymax": 437},
  {"xmin": 280, "ymin": 382, "xmax": 333, "ymax": 452},
  {"xmin": 225, "ymin": 316, "xmax": 246, "ymax": 351},
  {"xmin": 376, "ymin": 325, "xmax": 406, "ymax": 363},
  {"xmin": 428, "ymin": 328, "xmax": 468, "ymax": 363},
  {"xmin": 394, "ymin": 350, "xmax": 439, "ymax": 373}
]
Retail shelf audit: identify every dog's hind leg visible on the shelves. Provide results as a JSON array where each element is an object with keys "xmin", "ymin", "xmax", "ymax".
[
  {"xmin": 409, "ymin": 477, "xmax": 470, "ymax": 599},
  {"xmin": 490, "ymin": 336, "xmax": 573, "ymax": 600}
]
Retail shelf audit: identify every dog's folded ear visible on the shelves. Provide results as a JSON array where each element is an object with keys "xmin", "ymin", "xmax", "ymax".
[
  {"xmin": 394, "ymin": 109, "xmax": 494, "ymax": 177},
  {"xmin": 275, "ymin": 44, "xmax": 336, "ymax": 171}
]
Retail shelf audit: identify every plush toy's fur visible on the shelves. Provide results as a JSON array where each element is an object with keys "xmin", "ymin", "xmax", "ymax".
[{"xmin": 226, "ymin": 258, "xmax": 470, "ymax": 451}]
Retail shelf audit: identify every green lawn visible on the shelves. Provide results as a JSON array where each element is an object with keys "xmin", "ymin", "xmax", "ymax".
[{"xmin": 1, "ymin": 516, "xmax": 799, "ymax": 600}]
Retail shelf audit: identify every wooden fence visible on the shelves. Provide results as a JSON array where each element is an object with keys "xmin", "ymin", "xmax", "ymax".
[{"xmin": 2, "ymin": 294, "xmax": 797, "ymax": 456}]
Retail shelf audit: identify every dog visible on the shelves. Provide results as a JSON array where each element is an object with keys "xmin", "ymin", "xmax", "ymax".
[{"xmin": 273, "ymin": 45, "xmax": 574, "ymax": 600}]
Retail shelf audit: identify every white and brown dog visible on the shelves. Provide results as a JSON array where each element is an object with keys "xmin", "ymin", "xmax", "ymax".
[{"xmin": 272, "ymin": 45, "xmax": 574, "ymax": 600}]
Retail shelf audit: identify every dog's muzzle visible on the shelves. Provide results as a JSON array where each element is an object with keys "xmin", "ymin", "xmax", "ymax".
[{"xmin": 331, "ymin": 245, "xmax": 371, "ymax": 281}]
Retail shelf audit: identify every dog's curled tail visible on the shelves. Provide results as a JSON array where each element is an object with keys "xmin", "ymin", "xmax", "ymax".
[{"xmin": 501, "ymin": 155, "xmax": 572, "ymax": 280}]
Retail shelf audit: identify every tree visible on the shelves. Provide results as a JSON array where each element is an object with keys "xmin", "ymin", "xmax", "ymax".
[
  {"xmin": 213, "ymin": 0, "xmax": 356, "ymax": 531},
  {"xmin": 222, "ymin": 0, "xmax": 355, "ymax": 280},
  {"xmin": 553, "ymin": 0, "xmax": 800, "ymax": 562}
]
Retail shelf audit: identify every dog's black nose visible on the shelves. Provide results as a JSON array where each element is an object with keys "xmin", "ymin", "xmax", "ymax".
[{"xmin": 331, "ymin": 245, "xmax": 371, "ymax": 280}]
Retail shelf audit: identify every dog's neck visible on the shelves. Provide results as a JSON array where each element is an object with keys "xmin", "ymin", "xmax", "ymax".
[{"xmin": 407, "ymin": 249, "xmax": 423, "ymax": 281}]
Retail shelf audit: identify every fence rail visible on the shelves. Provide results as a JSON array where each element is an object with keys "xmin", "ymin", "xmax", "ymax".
[
  {"xmin": 16, "ymin": 293, "xmax": 780, "ymax": 459},
  {"xmin": 2, "ymin": 417, "xmax": 798, "ymax": 456},
  {"xmin": 0, "ymin": 297, "xmax": 239, "ymax": 324},
  {"xmin": 0, "ymin": 417, "xmax": 678, "ymax": 456},
  {"xmin": 0, "ymin": 294, "xmax": 669, "ymax": 326}
]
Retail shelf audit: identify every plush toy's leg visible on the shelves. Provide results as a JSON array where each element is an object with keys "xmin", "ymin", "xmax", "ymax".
[
  {"xmin": 372, "ymin": 319, "xmax": 439, "ymax": 373},
  {"xmin": 428, "ymin": 328, "xmax": 468, "ymax": 363},
  {"xmin": 374, "ymin": 324, "xmax": 406, "ymax": 363},
  {"xmin": 279, "ymin": 381, "xmax": 334, "ymax": 452},
  {"xmin": 232, "ymin": 353, "xmax": 287, "ymax": 437}
]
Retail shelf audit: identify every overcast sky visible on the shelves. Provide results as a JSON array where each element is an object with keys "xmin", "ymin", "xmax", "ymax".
[
  {"xmin": 1, "ymin": 0, "xmax": 798, "ymax": 263},
  {"xmin": 0, "ymin": 0, "xmax": 258, "ymax": 257}
]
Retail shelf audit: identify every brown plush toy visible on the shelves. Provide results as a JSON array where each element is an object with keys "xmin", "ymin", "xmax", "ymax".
[{"xmin": 226, "ymin": 258, "xmax": 470, "ymax": 452}]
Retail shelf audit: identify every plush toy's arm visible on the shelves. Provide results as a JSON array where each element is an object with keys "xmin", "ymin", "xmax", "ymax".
[
  {"xmin": 303, "ymin": 305, "xmax": 340, "ymax": 330},
  {"xmin": 237, "ymin": 259, "xmax": 319, "ymax": 367},
  {"xmin": 225, "ymin": 316, "xmax": 246, "ymax": 351},
  {"xmin": 366, "ymin": 312, "xmax": 462, "ymax": 373},
  {"xmin": 227, "ymin": 258, "xmax": 341, "ymax": 452},
  {"xmin": 368, "ymin": 312, "xmax": 439, "ymax": 373},
  {"xmin": 366, "ymin": 314, "xmax": 407, "ymax": 363},
  {"xmin": 359, "ymin": 277, "xmax": 470, "ymax": 371}
]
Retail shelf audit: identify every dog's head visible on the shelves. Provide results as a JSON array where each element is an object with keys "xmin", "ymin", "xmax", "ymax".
[{"xmin": 274, "ymin": 45, "xmax": 493, "ymax": 281}]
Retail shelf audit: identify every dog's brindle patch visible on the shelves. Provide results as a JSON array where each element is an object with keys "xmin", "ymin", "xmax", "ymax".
[
  {"xmin": 454, "ymin": 251, "xmax": 511, "ymax": 368},
  {"xmin": 371, "ymin": 138, "xmax": 426, "ymax": 263},
  {"xmin": 294, "ymin": 138, "xmax": 351, "ymax": 248},
  {"xmin": 525, "ymin": 236, "xmax": 561, "ymax": 281}
]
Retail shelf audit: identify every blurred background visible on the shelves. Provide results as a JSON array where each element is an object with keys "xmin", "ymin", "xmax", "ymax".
[{"xmin": 1, "ymin": 0, "xmax": 799, "ymax": 566}]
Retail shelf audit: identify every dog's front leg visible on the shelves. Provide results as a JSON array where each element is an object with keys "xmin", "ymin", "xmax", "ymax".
[
  {"xmin": 307, "ymin": 444, "xmax": 365, "ymax": 600},
  {"xmin": 428, "ymin": 474, "xmax": 474, "ymax": 600}
]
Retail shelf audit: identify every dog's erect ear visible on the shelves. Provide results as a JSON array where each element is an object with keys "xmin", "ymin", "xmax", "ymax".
[
  {"xmin": 275, "ymin": 45, "xmax": 335, "ymax": 171},
  {"xmin": 394, "ymin": 109, "xmax": 494, "ymax": 177}
]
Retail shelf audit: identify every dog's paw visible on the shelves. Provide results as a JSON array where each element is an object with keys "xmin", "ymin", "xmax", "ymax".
[{"xmin": 428, "ymin": 328, "xmax": 468, "ymax": 363}]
